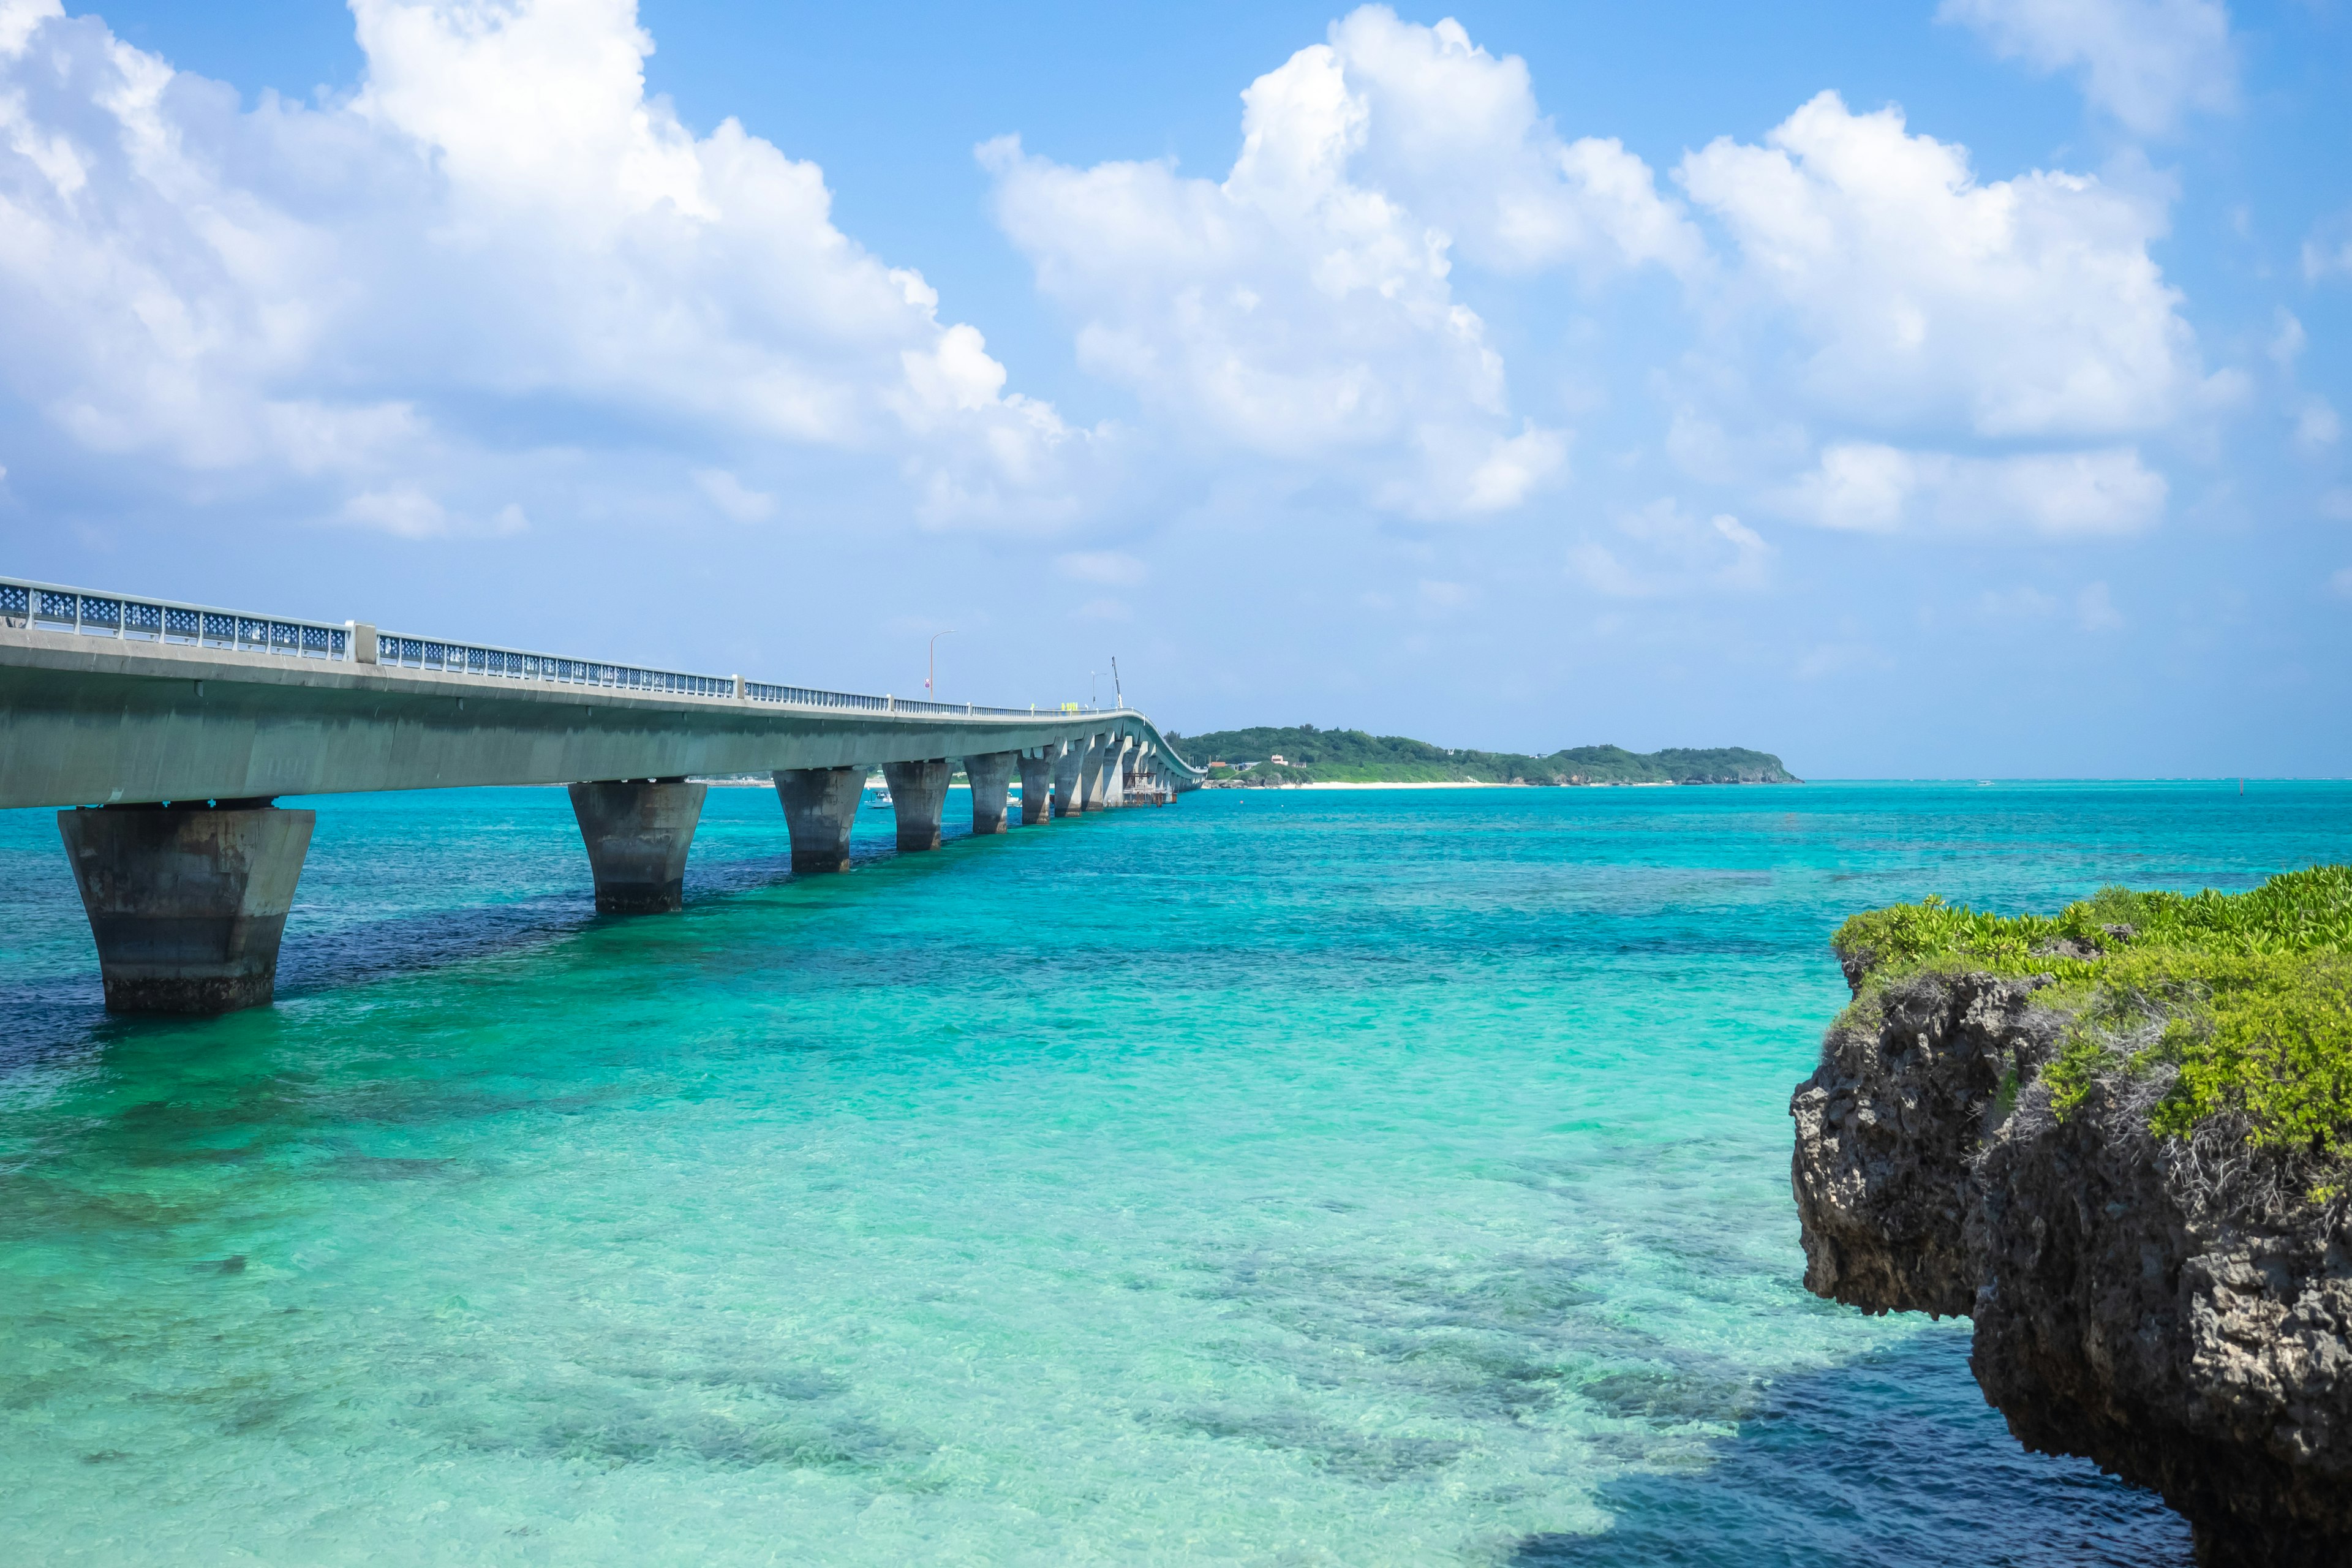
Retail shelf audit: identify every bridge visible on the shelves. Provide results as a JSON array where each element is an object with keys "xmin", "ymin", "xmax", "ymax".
[{"xmin": 1, "ymin": 576, "xmax": 1202, "ymax": 1016}]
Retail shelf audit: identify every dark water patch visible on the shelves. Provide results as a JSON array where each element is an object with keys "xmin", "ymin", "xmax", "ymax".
[
  {"xmin": 1511, "ymin": 1336, "xmax": 2192, "ymax": 1567},
  {"xmin": 1577, "ymin": 1363, "xmax": 1765, "ymax": 1426},
  {"xmin": 327, "ymin": 1153, "xmax": 464, "ymax": 1182},
  {"xmin": 273, "ymin": 893, "xmax": 597, "ymax": 998},
  {"xmin": 1140, "ymin": 1403, "xmax": 1470, "ymax": 1482},
  {"xmin": 511, "ymin": 1400, "xmax": 929, "ymax": 1474}
]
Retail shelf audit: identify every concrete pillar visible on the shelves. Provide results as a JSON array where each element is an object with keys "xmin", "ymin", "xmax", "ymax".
[
  {"xmin": 57, "ymin": 801, "xmax": 315, "ymax": 1014},
  {"xmin": 1052, "ymin": 741, "xmax": 1084, "ymax": 818},
  {"xmin": 567, "ymin": 778, "xmax": 706, "ymax": 913},
  {"xmin": 964, "ymin": 752, "xmax": 1017, "ymax": 835},
  {"xmin": 883, "ymin": 758, "xmax": 951, "ymax": 851},
  {"xmin": 1019, "ymin": 750, "xmax": 1055, "ymax": 826},
  {"xmin": 1106, "ymin": 738, "xmax": 1133, "ymax": 807},
  {"xmin": 1075, "ymin": 736, "xmax": 1107, "ymax": 813},
  {"xmin": 774, "ymin": 766, "xmax": 862, "ymax": 873}
]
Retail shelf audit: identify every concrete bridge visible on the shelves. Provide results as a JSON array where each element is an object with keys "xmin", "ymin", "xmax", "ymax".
[{"xmin": 1, "ymin": 577, "xmax": 1201, "ymax": 1016}]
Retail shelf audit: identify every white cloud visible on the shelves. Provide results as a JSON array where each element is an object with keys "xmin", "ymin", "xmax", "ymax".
[
  {"xmin": 2295, "ymin": 401, "xmax": 2341, "ymax": 453},
  {"xmin": 341, "ymin": 486, "xmax": 450, "ymax": 538},
  {"xmin": 1937, "ymin": 0, "xmax": 2236, "ymax": 136},
  {"xmin": 983, "ymin": 5, "xmax": 1688, "ymax": 519},
  {"xmin": 0, "ymin": 0, "xmax": 1088, "ymax": 533},
  {"xmin": 1679, "ymin": 92, "xmax": 2199, "ymax": 443},
  {"xmin": 692, "ymin": 467, "xmax": 775, "ymax": 521},
  {"xmin": 2076, "ymin": 580, "xmax": 2125, "ymax": 630},
  {"xmin": 2270, "ymin": 311, "xmax": 2307, "ymax": 370},
  {"xmin": 2307, "ymin": 226, "xmax": 2352, "ymax": 284},
  {"xmin": 1569, "ymin": 498, "xmax": 1772, "ymax": 597},
  {"xmin": 1781, "ymin": 443, "xmax": 2166, "ymax": 536},
  {"xmin": 1054, "ymin": 550, "xmax": 1147, "ymax": 586},
  {"xmin": 336, "ymin": 486, "xmax": 532, "ymax": 538},
  {"xmin": 1316, "ymin": 8, "xmax": 1703, "ymax": 278}
]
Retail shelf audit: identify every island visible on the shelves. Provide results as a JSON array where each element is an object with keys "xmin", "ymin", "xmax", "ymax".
[
  {"xmin": 1789, "ymin": 868, "xmax": 2352, "ymax": 1566},
  {"xmin": 1164, "ymin": 725, "xmax": 1797, "ymax": 786}
]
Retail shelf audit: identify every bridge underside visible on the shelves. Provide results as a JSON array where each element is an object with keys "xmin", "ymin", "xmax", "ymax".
[
  {"xmin": 0, "ymin": 630, "xmax": 1176, "ymax": 809},
  {"xmin": 4, "ymin": 628, "xmax": 1196, "ymax": 1016}
]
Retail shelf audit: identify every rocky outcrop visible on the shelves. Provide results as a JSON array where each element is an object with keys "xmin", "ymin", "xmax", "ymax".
[{"xmin": 1791, "ymin": 970, "xmax": 2352, "ymax": 1567}]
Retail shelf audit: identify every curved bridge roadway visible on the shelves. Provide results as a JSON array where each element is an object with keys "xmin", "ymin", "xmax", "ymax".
[{"xmin": 0, "ymin": 577, "xmax": 1202, "ymax": 1014}]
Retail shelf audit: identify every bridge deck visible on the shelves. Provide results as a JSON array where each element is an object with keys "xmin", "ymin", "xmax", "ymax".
[{"xmin": 0, "ymin": 625, "xmax": 1192, "ymax": 810}]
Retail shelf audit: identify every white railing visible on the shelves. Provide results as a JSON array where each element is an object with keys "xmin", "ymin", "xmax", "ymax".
[
  {"xmin": 2, "ymin": 578, "xmax": 351, "ymax": 661},
  {"xmin": 0, "ymin": 575, "xmax": 1141, "ymax": 728}
]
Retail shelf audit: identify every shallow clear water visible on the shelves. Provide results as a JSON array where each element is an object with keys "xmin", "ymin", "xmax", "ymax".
[{"xmin": 4, "ymin": 780, "xmax": 2346, "ymax": 1565}]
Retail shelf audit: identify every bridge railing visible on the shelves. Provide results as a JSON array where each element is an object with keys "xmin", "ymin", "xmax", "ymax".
[
  {"xmin": 375, "ymin": 631, "xmax": 739, "ymax": 700},
  {"xmin": 2, "ymin": 574, "xmax": 1131, "ymax": 723},
  {"xmin": 2, "ymin": 578, "xmax": 352, "ymax": 662}
]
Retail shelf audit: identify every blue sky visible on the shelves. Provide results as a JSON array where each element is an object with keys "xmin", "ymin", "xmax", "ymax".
[{"xmin": 1, "ymin": 1, "xmax": 2347, "ymax": 776}]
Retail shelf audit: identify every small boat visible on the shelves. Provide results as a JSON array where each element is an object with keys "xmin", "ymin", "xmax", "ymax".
[{"xmin": 866, "ymin": 785, "xmax": 892, "ymax": 808}]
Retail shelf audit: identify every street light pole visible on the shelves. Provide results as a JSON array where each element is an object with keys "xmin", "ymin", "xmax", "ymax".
[
  {"xmin": 928, "ymin": 629, "xmax": 956, "ymax": 698},
  {"xmin": 1110, "ymin": 657, "xmax": 1123, "ymax": 709}
]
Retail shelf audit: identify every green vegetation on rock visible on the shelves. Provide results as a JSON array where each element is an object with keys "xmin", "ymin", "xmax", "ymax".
[
  {"xmin": 1163, "ymin": 725, "xmax": 1795, "ymax": 786},
  {"xmin": 1834, "ymin": 867, "xmax": 2352, "ymax": 1153}
]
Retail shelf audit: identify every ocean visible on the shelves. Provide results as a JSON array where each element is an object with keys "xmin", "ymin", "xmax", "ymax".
[{"xmin": 6, "ymin": 779, "xmax": 2341, "ymax": 1565}]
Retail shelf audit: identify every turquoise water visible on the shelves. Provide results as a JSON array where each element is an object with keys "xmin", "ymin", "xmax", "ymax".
[{"xmin": 4, "ymin": 781, "xmax": 2346, "ymax": 1565}]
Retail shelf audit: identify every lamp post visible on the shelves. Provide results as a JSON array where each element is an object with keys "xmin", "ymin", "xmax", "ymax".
[{"xmin": 927, "ymin": 630, "xmax": 955, "ymax": 698}]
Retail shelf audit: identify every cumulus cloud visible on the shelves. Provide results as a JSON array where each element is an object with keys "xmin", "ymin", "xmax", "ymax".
[
  {"xmin": 1781, "ymin": 443, "xmax": 2166, "ymax": 536},
  {"xmin": 1568, "ymin": 499, "xmax": 1771, "ymax": 597},
  {"xmin": 984, "ymin": 6, "xmax": 1689, "ymax": 519},
  {"xmin": 0, "ymin": 0, "xmax": 1087, "ymax": 532},
  {"xmin": 1937, "ymin": 0, "xmax": 2236, "ymax": 136},
  {"xmin": 1675, "ymin": 92, "xmax": 2204, "ymax": 541},
  {"xmin": 1679, "ymin": 92, "xmax": 2199, "ymax": 443},
  {"xmin": 341, "ymin": 486, "xmax": 452, "ymax": 539}
]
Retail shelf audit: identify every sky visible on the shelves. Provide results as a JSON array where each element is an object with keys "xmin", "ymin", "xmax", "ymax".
[{"xmin": 0, "ymin": 0, "xmax": 2347, "ymax": 777}]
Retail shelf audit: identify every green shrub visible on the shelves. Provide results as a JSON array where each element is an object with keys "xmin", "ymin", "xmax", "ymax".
[{"xmin": 1836, "ymin": 867, "xmax": 2352, "ymax": 1152}]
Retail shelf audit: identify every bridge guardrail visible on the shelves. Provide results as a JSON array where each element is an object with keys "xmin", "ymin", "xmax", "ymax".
[
  {"xmin": 1, "ymin": 574, "xmax": 1144, "ymax": 728},
  {"xmin": 3, "ymin": 579, "xmax": 352, "ymax": 662}
]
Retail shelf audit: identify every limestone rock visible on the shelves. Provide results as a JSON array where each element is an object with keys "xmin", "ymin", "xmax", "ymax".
[{"xmin": 1790, "ymin": 970, "xmax": 2352, "ymax": 1567}]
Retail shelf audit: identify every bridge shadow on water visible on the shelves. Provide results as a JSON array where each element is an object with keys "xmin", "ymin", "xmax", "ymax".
[
  {"xmin": 1514, "ymin": 1333, "xmax": 2192, "ymax": 1568},
  {"xmin": 0, "ymin": 807, "xmax": 1005, "ymax": 1071}
]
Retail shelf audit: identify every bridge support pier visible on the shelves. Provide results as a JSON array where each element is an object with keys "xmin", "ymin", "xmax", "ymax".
[
  {"xmin": 1075, "ymin": 736, "xmax": 1107, "ymax": 813},
  {"xmin": 1019, "ymin": 750, "xmax": 1055, "ymax": 826},
  {"xmin": 964, "ymin": 752, "xmax": 1017, "ymax": 835},
  {"xmin": 774, "ymin": 766, "xmax": 862, "ymax": 873},
  {"xmin": 1104, "ymin": 737, "xmax": 1131, "ymax": 808},
  {"xmin": 883, "ymin": 758, "xmax": 950, "ymax": 851},
  {"xmin": 567, "ymin": 778, "xmax": 706, "ymax": 913},
  {"xmin": 1052, "ymin": 742, "xmax": 1084, "ymax": 818},
  {"xmin": 57, "ymin": 801, "xmax": 315, "ymax": 1014}
]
